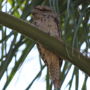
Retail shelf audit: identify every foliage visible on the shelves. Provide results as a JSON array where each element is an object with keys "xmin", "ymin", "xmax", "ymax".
[{"xmin": 0, "ymin": 0, "xmax": 90, "ymax": 90}]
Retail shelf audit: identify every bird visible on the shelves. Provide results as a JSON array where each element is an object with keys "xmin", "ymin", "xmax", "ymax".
[{"xmin": 31, "ymin": 6, "xmax": 62, "ymax": 89}]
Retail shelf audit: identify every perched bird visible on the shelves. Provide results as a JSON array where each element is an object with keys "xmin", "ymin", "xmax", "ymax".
[{"xmin": 32, "ymin": 6, "xmax": 62, "ymax": 89}]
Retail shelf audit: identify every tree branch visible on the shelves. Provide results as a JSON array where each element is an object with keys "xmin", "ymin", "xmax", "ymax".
[{"xmin": 0, "ymin": 11, "xmax": 90, "ymax": 75}]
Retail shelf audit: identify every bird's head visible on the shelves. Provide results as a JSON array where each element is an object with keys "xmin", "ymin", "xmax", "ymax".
[{"xmin": 32, "ymin": 6, "xmax": 58, "ymax": 20}]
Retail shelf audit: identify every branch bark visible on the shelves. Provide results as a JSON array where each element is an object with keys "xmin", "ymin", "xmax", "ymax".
[{"xmin": 0, "ymin": 11, "xmax": 90, "ymax": 75}]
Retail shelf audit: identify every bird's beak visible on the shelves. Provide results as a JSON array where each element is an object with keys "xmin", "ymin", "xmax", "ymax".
[{"xmin": 31, "ymin": 8, "xmax": 38, "ymax": 15}]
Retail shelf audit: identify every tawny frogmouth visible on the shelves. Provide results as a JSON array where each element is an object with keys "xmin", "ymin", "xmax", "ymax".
[{"xmin": 32, "ymin": 6, "xmax": 62, "ymax": 89}]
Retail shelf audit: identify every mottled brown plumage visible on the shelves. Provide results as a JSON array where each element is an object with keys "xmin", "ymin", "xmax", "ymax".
[{"xmin": 32, "ymin": 6, "xmax": 62, "ymax": 89}]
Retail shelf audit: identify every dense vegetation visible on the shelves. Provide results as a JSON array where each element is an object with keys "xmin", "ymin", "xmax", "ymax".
[{"xmin": 0, "ymin": 0, "xmax": 90, "ymax": 90}]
